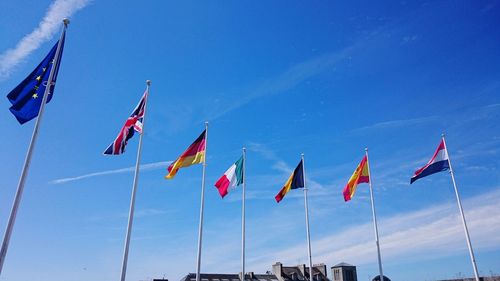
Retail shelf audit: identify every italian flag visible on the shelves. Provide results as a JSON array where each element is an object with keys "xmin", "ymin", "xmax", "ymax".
[{"xmin": 214, "ymin": 156, "xmax": 244, "ymax": 198}]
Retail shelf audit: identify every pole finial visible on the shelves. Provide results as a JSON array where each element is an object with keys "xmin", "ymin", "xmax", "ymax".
[
  {"xmin": 146, "ymin": 80, "xmax": 151, "ymax": 86},
  {"xmin": 365, "ymin": 147, "xmax": 368, "ymax": 152},
  {"xmin": 441, "ymin": 133, "xmax": 445, "ymax": 138},
  {"xmin": 301, "ymin": 153, "xmax": 305, "ymax": 157},
  {"xmin": 242, "ymin": 147, "xmax": 246, "ymax": 152},
  {"xmin": 63, "ymin": 18, "xmax": 70, "ymax": 26},
  {"xmin": 205, "ymin": 121, "xmax": 209, "ymax": 126}
]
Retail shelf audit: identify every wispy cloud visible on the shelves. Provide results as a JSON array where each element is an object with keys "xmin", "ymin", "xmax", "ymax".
[
  {"xmin": 206, "ymin": 48, "xmax": 353, "ymax": 121},
  {"xmin": 0, "ymin": 0, "xmax": 90, "ymax": 79},
  {"xmin": 86, "ymin": 208, "xmax": 173, "ymax": 223},
  {"xmin": 247, "ymin": 142, "xmax": 292, "ymax": 173},
  {"xmin": 201, "ymin": 22, "xmax": 423, "ymax": 122},
  {"xmin": 351, "ymin": 116, "xmax": 439, "ymax": 134},
  {"xmin": 484, "ymin": 103, "xmax": 500, "ymax": 108},
  {"xmin": 352, "ymin": 96, "xmax": 500, "ymax": 136},
  {"xmin": 245, "ymin": 142, "xmax": 331, "ymax": 201},
  {"xmin": 50, "ymin": 161, "xmax": 171, "ymax": 184}
]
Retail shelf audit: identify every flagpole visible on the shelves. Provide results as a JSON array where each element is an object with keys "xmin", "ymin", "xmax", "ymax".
[
  {"xmin": 119, "ymin": 80, "xmax": 150, "ymax": 281},
  {"xmin": 442, "ymin": 134, "xmax": 480, "ymax": 281},
  {"xmin": 0, "ymin": 19, "xmax": 69, "ymax": 276},
  {"xmin": 196, "ymin": 121, "xmax": 209, "ymax": 281},
  {"xmin": 241, "ymin": 147, "xmax": 246, "ymax": 281},
  {"xmin": 365, "ymin": 148, "xmax": 384, "ymax": 281},
  {"xmin": 301, "ymin": 153, "xmax": 314, "ymax": 281}
]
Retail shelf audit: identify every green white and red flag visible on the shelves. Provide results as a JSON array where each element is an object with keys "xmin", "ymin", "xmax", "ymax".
[{"xmin": 214, "ymin": 156, "xmax": 244, "ymax": 198}]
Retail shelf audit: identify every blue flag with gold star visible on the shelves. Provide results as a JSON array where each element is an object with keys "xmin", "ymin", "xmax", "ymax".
[{"xmin": 7, "ymin": 32, "xmax": 65, "ymax": 124}]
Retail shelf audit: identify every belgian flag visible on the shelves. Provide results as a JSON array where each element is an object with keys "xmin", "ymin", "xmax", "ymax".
[{"xmin": 275, "ymin": 159, "xmax": 304, "ymax": 203}]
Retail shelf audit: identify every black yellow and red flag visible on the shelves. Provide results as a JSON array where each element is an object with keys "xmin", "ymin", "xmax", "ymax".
[
  {"xmin": 275, "ymin": 159, "xmax": 305, "ymax": 203},
  {"xmin": 165, "ymin": 130, "xmax": 206, "ymax": 179}
]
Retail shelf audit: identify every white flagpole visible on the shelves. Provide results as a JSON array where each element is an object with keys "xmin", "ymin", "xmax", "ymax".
[
  {"xmin": 0, "ymin": 18, "xmax": 69, "ymax": 276},
  {"xmin": 442, "ymin": 134, "xmax": 480, "ymax": 281},
  {"xmin": 196, "ymin": 121, "xmax": 209, "ymax": 281},
  {"xmin": 301, "ymin": 153, "xmax": 314, "ymax": 281},
  {"xmin": 119, "ymin": 80, "xmax": 151, "ymax": 281},
  {"xmin": 365, "ymin": 148, "xmax": 384, "ymax": 281},
  {"xmin": 241, "ymin": 147, "xmax": 246, "ymax": 281}
]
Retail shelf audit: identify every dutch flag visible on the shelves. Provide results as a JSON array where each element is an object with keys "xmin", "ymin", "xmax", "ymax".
[{"xmin": 411, "ymin": 139, "xmax": 450, "ymax": 184}]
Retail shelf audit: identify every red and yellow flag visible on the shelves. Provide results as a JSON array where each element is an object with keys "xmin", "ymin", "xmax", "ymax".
[
  {"xmin": 165, "ymin": 130, "xmax": 206, "ymax": 179},
  {"xmin": 343, "ymin": 155, "xmax": 370, "ymax": 201}
]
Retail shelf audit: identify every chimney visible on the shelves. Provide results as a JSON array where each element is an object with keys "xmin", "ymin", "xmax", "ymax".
[
  {"xmin": 314, "ymin": 263, "xmax": 327, "ymax": 278},
  {"xmin": 272, "ymin": 262, "xmax": 284, "ymax": 281}
]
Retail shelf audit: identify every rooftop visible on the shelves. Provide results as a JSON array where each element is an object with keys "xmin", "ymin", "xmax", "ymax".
[
  {"xmin": 180, "ymin": 273, "xmax": 278, "ymax": 281},
  {"xmin": 332, "ymin": 262, "xmax": 354, "ymax": 268}
]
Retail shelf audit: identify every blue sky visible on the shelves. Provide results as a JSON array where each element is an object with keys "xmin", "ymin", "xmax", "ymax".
[{"xmin": 0, "ymin": 1, "xmax": 499, "ymax": 281}]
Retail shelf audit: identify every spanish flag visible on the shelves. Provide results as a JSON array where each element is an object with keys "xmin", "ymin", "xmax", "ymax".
[
  {"xmin": 165, "ymin": 130, "xmax": 206, "ymax": 179},
  {"xmin": 275, "ymin": 159, "xmax": 304, "ymax": 203},
  {"xmin": 343, "ymin": 155, "xmax": 370, "ymax": 201}
]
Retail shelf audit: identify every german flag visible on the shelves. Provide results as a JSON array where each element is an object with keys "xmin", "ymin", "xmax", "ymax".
[
  {"xmin": 343, "ymin": 155, "xmax": 370, "ymax": 201},
  {"xmin": 165, "ymin": 130, "xmax": 206, "ymax": 179},
  {"xmin": 275, "ymin": 159, "xmax": 304, "ymax": 203}
]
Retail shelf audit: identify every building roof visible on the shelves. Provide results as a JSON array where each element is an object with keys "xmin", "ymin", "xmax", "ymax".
[
  {"xmin": 280, "ymin": 265, "xmax": 327, "ymax": 281},
  {"xmin": 281, "ymin": 267, "xmax": 306, "ymax": 281},
  {"xmin": 180, "ymin": 273, "xmax": 278, "ymax": 281},
  {"xmin": 332, "ymin": 262, "xmax": 354, "ymax": 268},
  {"xmin": 371, "ymin": 275, "xmax": 390, "ymax": 281}
]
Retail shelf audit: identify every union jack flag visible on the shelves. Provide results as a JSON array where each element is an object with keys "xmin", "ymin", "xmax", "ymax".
[{"xmin": 103, "ymin": 90, "xmax": 148, "ymax": 155}]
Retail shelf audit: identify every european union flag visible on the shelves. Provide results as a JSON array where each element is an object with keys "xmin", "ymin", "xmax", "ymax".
[{"xmin": 6, "ymin": 32, "xmax": 65, "ymax": 124}]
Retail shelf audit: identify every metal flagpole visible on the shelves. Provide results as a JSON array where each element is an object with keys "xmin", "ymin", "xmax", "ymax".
[
  {"xmin": 301, "ymin": 153, "xmax": 314, "ymax": 281},
  {"xmin": 442, "ymin": 134, "xmax": 480, "ymax": 281},
  {"xmin": 241, "ymin": 147, "xmax": 246, "ymax": 281},
  {"xmin": 196, "ymin": 121, "xmax": 209, "ymax": 281},
  {"xmin": 241, "ymin": 147, "xmax": 247, "ymax": 281},
  {"xmin": 365, "ymin": 148, "xmax": 384, "ymax": 281},
  {"xmin": 0, "ymin": 18, "xmax": 69, "ymax": 276},
  {"xmin": 119, "ymin": 80, "xmax": 151, "ymax": 281}
]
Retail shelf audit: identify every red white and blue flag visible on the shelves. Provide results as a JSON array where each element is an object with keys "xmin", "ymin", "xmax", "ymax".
[
  {"xmin": 103, "ymin": 90, "xmax": 148, "ymax": 155},
  {"xmin": 410, "ymin": 139, "xmax": 450, "ymax": 184}
]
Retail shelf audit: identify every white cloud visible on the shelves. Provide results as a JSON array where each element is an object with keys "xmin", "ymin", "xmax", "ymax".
[
  {"xmin": 0, "ymin": 0, "xmax": 90, "ymax": 78},
  {"xmin": 123, "ymin": 189, "xmax": 500, "ymax": 281},
  {"xmin": 244, "ymin": 188, "xmax": 500, "ymax": 271},
  {"xmin": 50, "ymin": 161, "xmax": 171, "ymax": 184}
]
